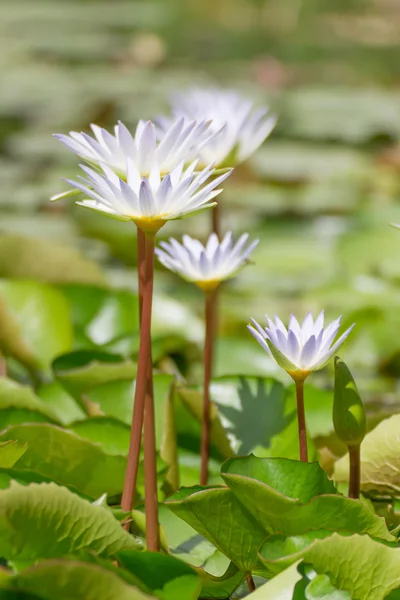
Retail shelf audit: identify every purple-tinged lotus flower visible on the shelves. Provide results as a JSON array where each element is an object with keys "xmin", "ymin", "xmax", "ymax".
[
  {"xmin": 62, "ymin": 159, "xmax": 232, "ymax": 233},
  {"xmin": 156, "ymin": 231, "xmax": 258, "ymax": 290},
  {"xmin": 159, "ymin": 88, "xmax": 277, "ymax": 167},
  {"xmin": 54, "ymin": 118, "xmax": 213, "ymax": 178},
  {"xmin": 248, "ymin": 311, "xmax": 355, "ymax": 381}
]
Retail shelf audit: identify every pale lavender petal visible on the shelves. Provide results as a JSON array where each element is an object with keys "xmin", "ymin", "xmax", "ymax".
[
  {"xmin": 300, "ymin": 335, "xmax": 317, "ymax": 369},
  {"xmin": 247, "ymin": 325, "xmax": 273, "ymax": 357}
]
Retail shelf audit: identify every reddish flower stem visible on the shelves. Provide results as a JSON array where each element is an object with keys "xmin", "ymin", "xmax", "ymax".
[
  {"xmin": 295, "ymin": 379, "xmax": 308, "ymax": 462},
  {"xmin": 348, "ymin": 444, "xmax": 361, "ymax": 499},
  {"xmin": 246, "ymin": 574, "xmax": 256, "ymax": 592},
  {"xmin": 200, "ymin": 288, "xmax": 217, "ymax": 486},
  {"xmin": 121, "ymin": 230, "xmax": 157, "ymax": 547}
]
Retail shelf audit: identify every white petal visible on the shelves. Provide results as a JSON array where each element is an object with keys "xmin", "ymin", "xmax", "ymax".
[
  {"xmin": 300, "ymin": 335, "xmax": 318, "ymax": 369},
  {"xmin": 287, "ymin": 330, "xmax": 301, "ymax": 364},
  {"xmin": 247, "ymin": 325, "xmax": 272, "ymax": 357},
  {"xmin": 138, "ymin": 178, "xmax": 155, "ymax": 216},
  {"xmin": 138, "ymin": 121, "xmax": 157, "ymax": 174},
  {"xmin": 301, "ymin": 312, "xmax": 314, "ymax": 342},
  {"xmin": 315, "ymin": 324, "xmax": 355, "ymax": 369}
]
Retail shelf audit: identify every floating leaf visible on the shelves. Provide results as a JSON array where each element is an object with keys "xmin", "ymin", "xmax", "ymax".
[
  {"xmin": 0, "ymin": 280, "xmax": 73, "ymax": 372},
  {"xmin": 53, "ymin": 350, "xmax": 137, "ymax": 399},
  {"xmin": 0, "ymin": 423, "xmax": 128, "ymax": 498},
  {"xmin": 0, "ymin": 440, "xmax": 27, "ymax": 468},
  {"xmin": 0, "ymin": 559, "xmax": 151, "ymax": 600},
  {"xmin": 176, "ymin": 387, "xmax": 233, "ymax": 459},
  {"xmin": 166, "ymin": 486, "xmax": 266, "ymax": 572},
  {"xmin": 69, "ymin": 417, "xmax": 131, "ymax": 456},
  {"xmin": 0, "ymin": 377, "xmax": 59, "ymax": 426},
  {"xmin": 246, "ymin": 561, "xmax": 302, "ymax": 599},
  {"xmin": 0, "ymin": 481, "xmax": 140, "ymax": 560},
  {"xmin": 0, "ymin": 235, "xmax": 105, "ymax": 285},
  {"xmin": 117, "ymin": 551, "xmax": 201, "ymax": 600},
  {"xmin": 221, "ymin": 456, "xmax": 393, "ymax": 541},
  {"xmin": 303, "ymin": 533, "xmax": 400, "ymax": 600},
  {"xmin": 37, "ymin": 380, "xmax": 86, "ymax": 425}
]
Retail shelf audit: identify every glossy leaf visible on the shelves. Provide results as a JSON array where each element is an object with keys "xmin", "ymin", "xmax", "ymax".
[
  {"xmin": 0, "ymin": 423, "xmax": 128, "ymax": 498},
  {"xmin": 117, "ymin": 551, "xmax": 201, "ymax": 600},
  {"xmin": 166, "ymin": 486, "xmax": 266, "ymax": 572},
  {"xmin": 0, "ymin": 559, "xmax": 151, "ymax": 600},
  {"xmin": 0, "ymin": 377, "xmax": 59, "ymax": 426},
  {"xmin": 0, "ymin": 481, "xmax": 140, "ymax": 560},
  {"xmin": 221, "ymin": 456, "xmax": 393, "ymax": 541},
  {"xmin": 53, "ymin": 350, "xmax": 137, "ymax": 399},
  {"xmin": 0, "ymin": 280, "xmax": 73, "ymax": 371},
  {"xmin": 303, "ymin": 533, "xmax": 400, "ymax": 600},
  {"xmin": 247, "ymin": 561, "xmax": 302, "ymax": 599},
  {"xmin": 0, "ymin": 440, "xmax": 27, "ymax": 468},
  {"xmin": 0, "ymin": 235, "xmax": 105, "ymax": 285}
]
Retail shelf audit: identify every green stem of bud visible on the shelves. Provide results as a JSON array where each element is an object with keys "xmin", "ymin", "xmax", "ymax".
[{"xmin": 348, "ymin": 444, "xmax": 361, "ymax": 499}]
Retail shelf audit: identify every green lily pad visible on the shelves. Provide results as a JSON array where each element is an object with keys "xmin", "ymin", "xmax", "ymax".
[
  {"xmin": 0, "ymin": 280, "xmax": 73, "ymax": 372},
  {"xmin": 0, "ymin": 481, "xmax": 140, "ymax": 560},
  {"xmin": 0, "ymin": 423, "xmax": 128, "ymax": 498}
]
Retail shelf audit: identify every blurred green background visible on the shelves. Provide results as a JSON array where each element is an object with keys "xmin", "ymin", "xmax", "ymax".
[{"xmin": 1, "ymin": 0, "xmax": 400, "ymax": 406}]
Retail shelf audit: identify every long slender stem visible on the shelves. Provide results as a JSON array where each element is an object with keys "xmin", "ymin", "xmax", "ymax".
[
  {"xmin": 200, "ymin": 288, "xmax": 217, "ymax": 486},
  {"xmin": 295, "ymin": 379, "xmax": 308, "ymax": 462},
  {"xmin": 121, "ymin": 231, "xmax": 155, "ymax": 516},
  {"xmin": 348, "ymin": 444, "xmax": 361, "ymax": 499},
  {"xmin": 246, "ymin": 574, "xmax": 256, "ymax": 592},
  {"xmin": 211, "ymin": 203, "xmax": 221, "ymax": 237}
]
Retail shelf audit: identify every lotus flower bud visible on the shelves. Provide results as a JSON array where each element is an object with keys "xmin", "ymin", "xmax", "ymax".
[{"xmin": 333, "ymin": 357, "xmax": 366, "ymax": 447}]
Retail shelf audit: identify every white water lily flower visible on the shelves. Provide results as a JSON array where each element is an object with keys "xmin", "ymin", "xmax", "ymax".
[
  {"xmin": 54, "ymin": 118, "xmax": 212, "ymax": 177},
  {"xmin": 159, "ymin": 88, "xmax": 277, "ymax": 167},
  {"xmin": 156, "ymin": 232, "xmax": 259, "ymax": 291},
  {"xmin": 248, "ymin": 312, "xmax": 355, "ymax": 380},
  {"xmin": 63, "ymin": 159, "xmax": 232, "ymax": 233}
]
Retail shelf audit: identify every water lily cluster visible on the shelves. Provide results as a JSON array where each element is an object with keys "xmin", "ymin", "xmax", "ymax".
[{"xmin": 53, "ymin": 86, "xmax": 356, "ymax": 555}]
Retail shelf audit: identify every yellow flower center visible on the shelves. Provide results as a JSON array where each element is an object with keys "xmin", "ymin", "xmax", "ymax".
[
  {"xmin": 195, "ymin": 279, "xmax": 221, "ymax": 292},
  {"xmin": 132, "ymin": 217, "xmax": 166, "ymax": 234}
]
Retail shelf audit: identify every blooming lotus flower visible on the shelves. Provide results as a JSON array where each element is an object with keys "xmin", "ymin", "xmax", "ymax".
[
  {"xmin": 156, "ymin": 231, "xmax": 259, "ymax": 291},
  {"xmin": 159, "ymin": 88, "xmax": 277, "ymax": 167},
  {"xmin": 63, "ymin": 159, "xmax": 231, "ymax": 233},
  {"xmin": 248, "ymin": 312, "xmax": 355, "ymax": 381},
  {"xmin": 54, "ymin": 118, "xmax": 212, "ymax": 178}
]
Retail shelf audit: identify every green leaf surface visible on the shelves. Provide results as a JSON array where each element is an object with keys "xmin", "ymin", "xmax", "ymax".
[
  {"xmin": 209, "ymin": 377, "xmax": 294, "ymax": 455},
  {"xmin": 85, "ymin": 373, "xmax": 175, "ymax": 450},
  {"xmin": 0, "ymin": 235, "xmax": 106, "ymax": 285},
  {"xmin": 158, "ymin": 504, "xmax": 217, "ymax": 568},
  {"xmin": 37, "ymin": 380, "xmax": 86, "ymax": 425},
  {"xmin": 117, "ymin": 551, "xmax": 201, "ymax": 600},
  {"xmin": 0, "ymin": 481, "xmax": 140, "ymax": 560},
  {"xmin": 333, "ymin": 414, "xmax": 400, "ymax": 497},
  {"xmin": 0, "ymin": 423, "xmax": 128, "ymax": 498},
  {"xmin": 303, "ymin": 533, "xmax": 400, "ymax": 600},
  {"xmin": 176, "ymin": 386, "xmax": 233, "ymax": 459},
  {"xmin": 305, "ymin": 574, "xmax": 351, "ymax": 599},
  {"xmin": 69, "ymin": 417, "xmax": 131, "ymax": 456},
  {"xmin": 53, "ymin": 350, "xmax": 137, "ymax": 399},
  {"xmin": 0, "ymin": 377, "xmax": 59, "ymax": 425},
  {"xmin": 166, "ymin": 486, "xmax": 266, "ymax": 572},
  {"xmin": 0, "ymin": 559, "xmax": 151, "ymax": 600},
  {"xmin": 221, "ymin": 456, "xmax": 393, "ymax": 541},
  {"xmin": 0, "ymin": 440, "xmax": 27, "ymax": 468},
  {"xmin": 247, "ymin": 561, "xmax": 302, "ymax": 599},
  {"xmin": 0, "ymin": 280, "xmax": 73, "ymax": 371},
  {"xmin": 258, "ymin": 530, "xmax": 344, "ymax": 576}
]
